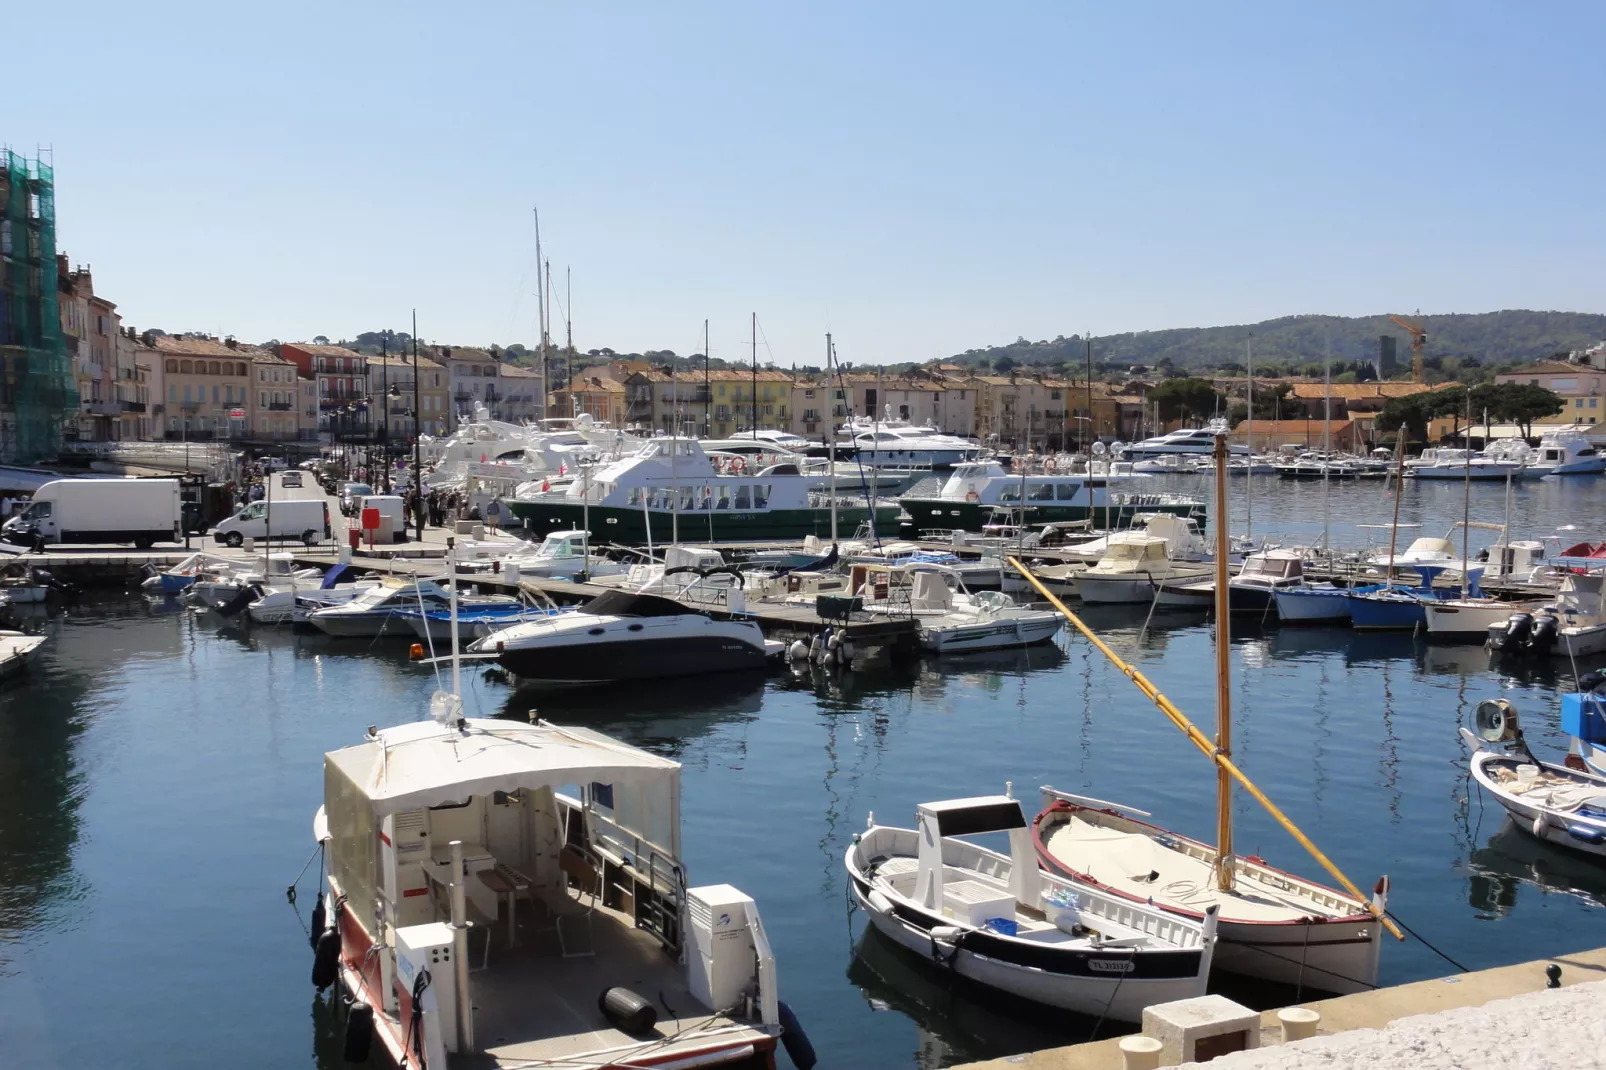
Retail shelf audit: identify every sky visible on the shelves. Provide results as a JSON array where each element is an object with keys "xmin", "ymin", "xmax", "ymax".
[{"xmin": 6, "ymin": 1, "xmax": 1604, "ymax": 367}]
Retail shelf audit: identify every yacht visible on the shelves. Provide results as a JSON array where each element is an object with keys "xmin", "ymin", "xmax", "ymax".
[
  {"xmin": 833, "ymin": 416, "xmax": 982, "ymax": 470},
  {"xmin": 852, "ymin": 563, "xmax": 1064, "ymax": 652},
  {"xmin": 453, "ymin": 530, "xmax": 629, "ymax": 582},
  {"xmin": 898, "ymin": 461, "xmax": 1201, "ymax": 537},
  {"xmin": 468, "ymin": 588, "xmax": 772, "ymax": 682},
  {"xmin": 1119, "ymin": 427, "xmax": 1249, "ymax": 460},
  {"xmin": 507, "ymin": 437, "xmax": 900, "ymax": 545},
  {"xmin": 1405, "ymin": 448, "xmax": 1537, "ymax": 481},
  {"xmin": 311, "ymin": 716, "xmax": 787, "ymax": 1068},
  {"xmin": 1533, "ymin": 427, "xmax": 1606, "ymax": 475}
]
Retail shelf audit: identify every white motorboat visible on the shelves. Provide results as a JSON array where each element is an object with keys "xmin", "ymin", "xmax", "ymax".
[
  {"xmin": 1119, "ymin": 427, "xmax": 1249, "ymax": 460},
  {"xmin": 847, "ymin": 793, "xmax": 1216, "ymax": 1021},
  {"xmin": 188, "ymin": 552, "xmax": 323, "ymax": 609},
  {"xmin": 834, "ymin": 415, "xmax": 982, "ymax": 470},
  {"xmin": 1532, "ymin": 427, "xmax": 1606, "ymax": 475},
  {"xmin": 312, "ymin": 716, "xmax": 787, "ymax": 1069},
  {"xmin": 1425, "ymin": 593, "xmax": 1550, "ymax": 638},
  {"xmin": 1158, "ymin": 548, "xmax": 1313, "ymax": 612},
  {"xmin": 0, "ymin": 630, "xmax": 46, "ymax": 678},
  {"xmin": 1034, "ymin": 790, "xmax": 1387, "ymax": 994},
  {"xmin": 899, "ymin": 461, "xmax": 1200, "ymax": 538},
  {"xmin": 1488, "ymin": 572, "xmax": 1606, "ymax": 658},
  {"xmin": 469, "ymin": 589, "xmax": 770, "ymax": 683},
  {"xmin": 1464, "ymin": 698, "xmax": 1606, "ymax": 859},
  {"xmin": 248, "ymin": 578, "xmax": 381, "ymax": 625},
  {"xmin": 455, "ymin": 530, "xmax": 628, "ymax": 583},
  {"xmin": 1074, "ymin": 535, "xmax": 1212, "ymax": 605},
  {"xmin": 308, "ymin": 578, "xmax": 512, "ymax": 637},
  {"xmin": 855, "ymin": 564, "xmax": 1063, "ymax": 652},
  {"xmin": 1406, "ymin": 448, "xmax": 1537, "ymax": 480},
  {"xmin": 1131, "ymin": 456, "xmax": 1201, "ymax": 475}
]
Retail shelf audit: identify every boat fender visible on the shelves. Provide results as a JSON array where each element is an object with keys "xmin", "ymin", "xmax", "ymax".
[
  {"xmin": 839, "ymin": 639, "xmax": 855, "ymax": 665},
  {"xmin": 827, "ymin": 631, "xmax": 841, "ymax": 650},
  {"xmin": 1532, "ymin": 812, "xmax": 1549, "ymax": 840},
  {"xmin": 597, "ymin": 986, "xmax": 658, "ymax": 1035},
  {"xmin": 867, "ymin": 888, "xmax": 893, "ymax": 914},
  {"xmin": 342, "ymin": 1000, "xmax": 374, "ymax": 1063},
  {"xmin": 1566, "ymin": 824, "xmax": 1606, "ymax": 845},
  {"xmin": 777, "ymin": 1000, "xmax": 819, "ymax": 1070},
  {"xmin": 788, "ymin": 640, "xmax": 808, "ymax": 661},
  {"xmin": 309, "ymin": 893, "xmax": 327, "ymax": 951},
  {"xmin": 312, "ymin": 927, "xmax": 342, "ymax": 990},
  {"xmin": 930, "ymin": 925, "xmax": 963, "ymax": 943}
]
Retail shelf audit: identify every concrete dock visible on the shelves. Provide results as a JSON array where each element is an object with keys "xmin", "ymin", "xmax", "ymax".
[{"xmin": 957, "ymin": 946, "xmax": 1606, "ymax": 1070}]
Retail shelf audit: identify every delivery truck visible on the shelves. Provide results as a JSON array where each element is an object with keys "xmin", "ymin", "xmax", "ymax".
[
  {"xmin": 2, "ymin": 478, "xmax": 181, "ymax": 548},
  {"xmin": 211, "ymin": 498, "xmax": 332, "ymax": 547}
]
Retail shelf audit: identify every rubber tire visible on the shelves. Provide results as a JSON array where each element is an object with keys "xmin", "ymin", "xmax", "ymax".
[
  {"xmin": 225, "ymin": 532, "xmax": 244, "ymax": 548},
  {"xmin": 133, "ymin": 536, "xmax": 155, "ymax": 550},
  {"xmin": 301, "ymin": 530, "xmax": 318, "ymax": 547}
]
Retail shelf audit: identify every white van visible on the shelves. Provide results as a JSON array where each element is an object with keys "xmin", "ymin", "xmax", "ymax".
[
  {"xmin": 2, "ymin": 478, "xmax": 180, "ymax": 548},
  {"xmin": 212, "ymin": 498, "xmax": 332, "ymax": 547},
  {"xmin": 355, "ymin": 494, "xmax": 407, "ymax": 543}
]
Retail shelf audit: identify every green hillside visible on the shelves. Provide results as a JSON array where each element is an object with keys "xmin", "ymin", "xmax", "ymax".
[{"xmin": 951, "ymin": 311, "xmax": 1606, "ymax": 377}]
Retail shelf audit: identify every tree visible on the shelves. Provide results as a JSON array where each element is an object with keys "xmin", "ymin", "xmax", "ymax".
[
  {"xmin": 993, "ymin": 356, "xmax": 1016, "ymax": 373},
  {"xmin": 1149, "ymin": 378, "xmax": 1221, "ymax": 423},
  {"xmin": 1468, "ymin": 382, "xmax": 1563, "ymax": 438},
  {"xmin": 313, "ymin": 335, "xmax": 330, "ymax": 345}
]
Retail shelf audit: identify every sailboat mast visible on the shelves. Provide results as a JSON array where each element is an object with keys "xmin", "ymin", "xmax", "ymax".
[
  {"xmin": 1385, "ymin": 434, "xmax": 1406, "ymax": 587},
  {"xmin": 1245, "ymin": 335, "xmax": 1253, "ymax": 539},
  {"xmin": 827, "ymin": 333, "xmax": 838, "ymax": 544},
  {"xmin": 750, "ymin": 312, "xmax": 757, "ymax": 432},
  {"xmin": 534, "ymin": 208, "xmax": 546, "ymax": 419},
  {"xmin": 1322, "ymin": 332, "xmax": 1332, "ymax": 554},
  {"xmin": 1212, "ymin": 428, "xmax": 1234, "ymax": 891}
]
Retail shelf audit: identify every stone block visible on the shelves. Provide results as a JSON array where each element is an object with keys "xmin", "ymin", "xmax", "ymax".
[{"xmin": 1142, "ymin": 994, "xmax": 1260, "ymax": 1065}]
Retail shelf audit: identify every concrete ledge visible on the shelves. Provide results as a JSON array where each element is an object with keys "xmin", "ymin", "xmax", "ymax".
[{"xmin": 955, "ymin": 946, "xmax": 1606, "ymax": 1070}]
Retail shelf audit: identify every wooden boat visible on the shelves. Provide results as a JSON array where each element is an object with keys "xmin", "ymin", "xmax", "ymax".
[
  {"xmin": 1463, "ymin": 697, "xmax": 1606, "ymax": 859},
  {"xmin": 1033, "ymin": 792, "xmax": 1386, "ymax": 994},
  {"xmin": 848, "ymin": 793, "xmax": 1216, "ymax": 1021},
  {"xmin": 0, "ymin": 630, "xmax": 46, "ymax": 678}
]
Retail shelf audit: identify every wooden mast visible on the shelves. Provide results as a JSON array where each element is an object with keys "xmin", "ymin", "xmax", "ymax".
[{"xmin": 1212, "ymin": 426, "xmax": 1234, "ymax": 891}]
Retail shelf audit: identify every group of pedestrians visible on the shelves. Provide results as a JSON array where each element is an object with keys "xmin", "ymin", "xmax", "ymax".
[{"xmin": 396, "ymin": 487, "xmax": 507, "ymax": 531}]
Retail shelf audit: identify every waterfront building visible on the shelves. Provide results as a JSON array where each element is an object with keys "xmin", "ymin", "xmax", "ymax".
[
  {"xmin": 555, "ymin": 372, "xmax": 627, "ymax": 427},
  {"xmin": 278, "ymin": 341, "xmax": 368, "ymax": 439},
  {"xmin": 248, "ymin": 351, "xmax": 308, "ymax": 442},
  {"xmin": 1496, "ymin": 360, "xmax": 1605, "ymax": 425},
  {"xmin": 114, "ymin": 327, "xmax": 157, "ymax": 440},
  {"xmin": 153, "ymin": 334, "xmax": 258, "ymax": 441},
  {"xmin": 624, "ymin": 369, "xmax": 710, "ymax": 435},
  {"xmin": 365, "ymin": 353, "xmax": 447, "ymax": 438},
  {"xmin": 495, "ymin": 362, "xmax": 543, "ymax": 423},
  {"xmin": 0, "ymin": 150, "xmax": 75, "ymax": 460},
  {"xmin": 57, "ymin": 256, "xmax": 119, "ymax": 443}
]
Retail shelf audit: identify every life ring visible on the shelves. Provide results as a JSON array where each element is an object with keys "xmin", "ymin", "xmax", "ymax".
[
  {"xmin": 965, "ymin": 490, "xmax": 980, "ymax": 503},
  {"xmin": 732, "ymin": 458, "xmax": 746, "ymax": 473},
  {"xmin": 1045, "ymin": 459, "xmax": 1056, "ymax": 472}
]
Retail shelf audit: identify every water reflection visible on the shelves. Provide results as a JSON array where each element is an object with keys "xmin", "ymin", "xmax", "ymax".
[
  {"xmin": 497, "ymin": 671, "xmax": 766, "ymax": 757},
  {"xmin": 1467, "ymin": 819, "xmax": 1606, "ymax": 917},
  {"xmin": 846, "ymin": 925, "xmax": 1081, "ymax": 1067}
]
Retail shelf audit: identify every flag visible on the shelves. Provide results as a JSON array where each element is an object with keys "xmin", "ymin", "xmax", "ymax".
[
  {"xmin": 559, "ymin": 462, "xmax": 568, "ymax": 476},
  {"xmin": 480, "ymin": 452, "xmax": 487, "ymax": 463},
  {"xmin": 541, "ymin": 479, "xmax": 550, "ymax": 492}
]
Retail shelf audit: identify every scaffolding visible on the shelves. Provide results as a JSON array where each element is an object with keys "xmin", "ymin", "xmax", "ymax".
[{"xmin": 0, "ymin": 149, "xmax": 75, "ymax": 462}]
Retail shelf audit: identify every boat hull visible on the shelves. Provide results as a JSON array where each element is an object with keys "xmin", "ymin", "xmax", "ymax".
[
  {"xmin": 494, "ymin": 633, "xmax": 768, "ymax": 682},
  {"xmin": 918, "ymin": 615, "xmax": 1064, "ymax": 653},
  {"xmin": 1079, "ymin": 570, "xmax": 1210, "ymax": 606},
  {"xmin": 900, "ymin": 498, "xmax": 1202, "ymax": 537},
  {"xmin": 1425, "ymin": 600, "xmax": 1545, "ymax": 638},
  {"xmin": 1348, "ymin": 592, "xmax": 1427, "ymax": 630},
  {"xmin": 309, "ymin": 610, "xmax": 415, "ymax": 637},
  {"xmin": 505, "ymin": 499, "xmax": 902, "ymax": 545}
]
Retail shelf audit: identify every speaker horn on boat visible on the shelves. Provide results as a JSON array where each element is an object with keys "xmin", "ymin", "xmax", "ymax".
[{"xmin": 1475, "ymin": 698, "xmax": 1521, "ymax": 743}]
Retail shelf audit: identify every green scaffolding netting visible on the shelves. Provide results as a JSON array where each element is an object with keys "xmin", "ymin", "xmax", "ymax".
[{"xmin": 1, "ymin": 149, "xmax": 74, "ymax": 462}]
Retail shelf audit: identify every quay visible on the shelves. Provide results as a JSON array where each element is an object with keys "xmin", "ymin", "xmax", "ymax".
[{"xmin": 956, "ymin": 946, "xmax": 1606, "ymax": 1070}]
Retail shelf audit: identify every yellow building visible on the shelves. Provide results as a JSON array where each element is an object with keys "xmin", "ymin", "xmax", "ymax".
[
  {"xmin": 706, "ymin": 369, "xmax": 793, "ymax": 438},
  {"xmin": 367, "ymin": 354, "xmax": 449, "ymax": 437},
  {"xmin": 154, "ymin": 334, "xmax": 258, "ymax": 440}
]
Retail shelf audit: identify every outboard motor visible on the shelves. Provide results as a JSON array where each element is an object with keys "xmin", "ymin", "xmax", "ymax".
[
  {"xmin": 1492, "ymin": 612, "xmax": 1534, "ymax": 654},
  {"xmin": 1528, "ymin": 613, "xmax": 1560, "ymax": 657}
]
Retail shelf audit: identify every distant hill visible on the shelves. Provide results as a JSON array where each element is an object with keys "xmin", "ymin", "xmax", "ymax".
[{"xmin": 950, "ymin": 311, "xmax": 1606, "ymax": 378}]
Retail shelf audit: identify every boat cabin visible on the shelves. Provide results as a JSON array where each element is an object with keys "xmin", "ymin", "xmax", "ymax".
[
  {"xmin": 320, "ymin": 718, "xmax": 777, "ymax": 1068},
  {"xmin": 1088, "ymin": 535, "xmax": 1172, "ymax": 572},
  {"xmin": 911, "ymin": 795, "xmax": 1041, "ymax": 919},
  {"xmin": 1236, "ymin": 551, "xmax": 1304, "ymax": 583}
]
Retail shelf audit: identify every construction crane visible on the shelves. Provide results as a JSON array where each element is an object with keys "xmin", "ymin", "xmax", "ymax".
[{"xmin": 1390, "ymin": 314, "xmax": 1426, "ymax": 383}]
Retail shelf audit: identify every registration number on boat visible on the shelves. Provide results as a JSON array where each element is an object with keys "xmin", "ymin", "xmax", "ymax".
[{"xmin": 1087, "ymin": 959, "xmax": 1136, "ymax": 974}]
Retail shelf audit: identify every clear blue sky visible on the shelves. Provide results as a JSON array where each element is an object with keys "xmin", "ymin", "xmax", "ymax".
[{"xmin": 7, "ymin": 1, "xmax": 1603, "ymax": 366}]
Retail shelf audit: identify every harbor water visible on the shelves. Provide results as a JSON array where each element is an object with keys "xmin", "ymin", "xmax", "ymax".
[{"xmin": 5, "ymin": 475, "xmax": 1606, "ymax": 1068}]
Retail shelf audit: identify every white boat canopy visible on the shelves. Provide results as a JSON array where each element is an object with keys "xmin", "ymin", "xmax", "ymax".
[{"xmin": 326, "ymin": 718, "xmax": 680, "ymax": 826}]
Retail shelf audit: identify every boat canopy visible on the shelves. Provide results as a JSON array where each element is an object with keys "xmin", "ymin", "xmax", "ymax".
[
  {"xmin": 325, "ymin": 718, "xmax": 680, "ymax": 819},
  {"xmin": 578, "ymin": 589, "xmax": 697, "ymax": 618}
]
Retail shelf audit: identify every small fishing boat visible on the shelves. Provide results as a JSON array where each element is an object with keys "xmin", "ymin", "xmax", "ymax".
[
  {"xmin": 847, "ymin": 793, "xmax": 1216, "ymax": 1021},
  {"xmin": 468, "ymin": 589, "xmax": 772, "ymax": 683},
  {"xmin": 1347, "ymin": 565, "xmax": 1469, "ymax": 631},
  {"xmin": 1271, "ymin": 581, "xmax": 1383, "ymax": 623},
  {"xmin": 1157, "ymin": 549, "xmax": 1312, "ymax": 613},
  {"xmin": 1075, "ymin": 535, "xmax": 1212, "ymax": 605},
  {"xmin": 1033, "ymin": 791, "xmax": 1387, "ymax": 994},
  {"xmin": 1464, "ymin": 697, "xmax": 1606, "ymax": 859}
]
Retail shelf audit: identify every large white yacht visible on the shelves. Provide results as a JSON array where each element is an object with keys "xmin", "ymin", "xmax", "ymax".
[
  {"xmin": 833, "ymin": 415, "xmax": 982, "ymax": 470},
  {"xmin": 1119, "ymin": 427, "xmax": 1249, "ymax": 460}
]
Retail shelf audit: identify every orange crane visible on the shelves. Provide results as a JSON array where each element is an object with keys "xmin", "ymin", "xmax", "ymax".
[{"xmin": 1390, "ymin": 314, "xmax": 1426, "ymax": 383}]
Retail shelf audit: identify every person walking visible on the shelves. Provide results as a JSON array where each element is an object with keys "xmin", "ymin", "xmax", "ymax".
[{"xmin": 484, "ymin": 496, "xmax": 503, "ymax": 533}]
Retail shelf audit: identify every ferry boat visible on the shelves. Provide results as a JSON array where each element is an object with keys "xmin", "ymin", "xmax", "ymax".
[
  {"xmin": 311, "ymin": 715, "xmax": 789, "ymax": 1069},
  {"xmin": 1118, "ymin": 427, "xmax": 1249, "ymax": 460},
  {"xmin": 898, "ymin": 461, "xmax": 1203, "ymax": 537},
  {"xmin": 505, "ymin": 437, "xmax": 901, "ymax": 545}
]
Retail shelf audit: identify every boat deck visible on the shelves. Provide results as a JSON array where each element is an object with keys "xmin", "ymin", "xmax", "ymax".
[{"xmin": 460, "ymin": 900, "xmax": 768, "ymax": 1068}]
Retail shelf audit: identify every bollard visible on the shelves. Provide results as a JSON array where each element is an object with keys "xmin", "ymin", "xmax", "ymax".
[
  {"xmin": 1278, "ymin": 1007, "xmax": 1321, "ymax": 1043},
  {"xmin": 243, "ymin": 537, "xmax": 255, "ymax": 554},
  {"xmin": 1119, "ymin": 1035, "xmax": 1163, "ymax": 1070}
]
